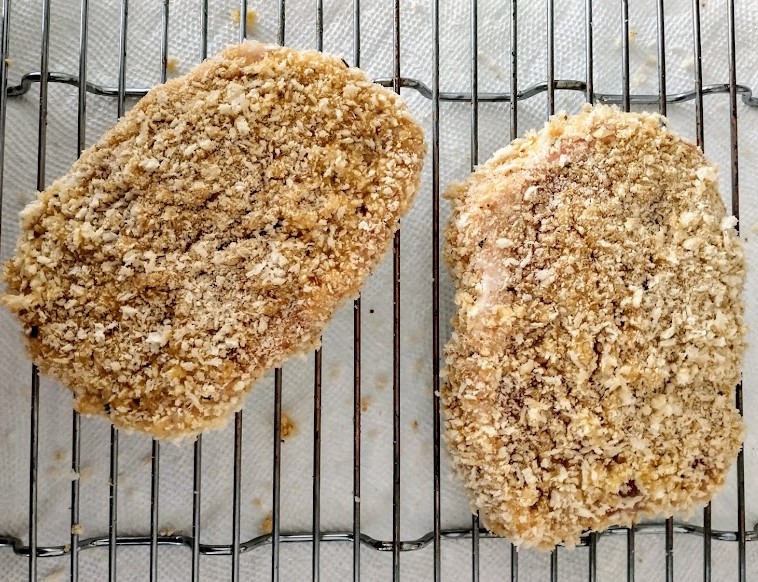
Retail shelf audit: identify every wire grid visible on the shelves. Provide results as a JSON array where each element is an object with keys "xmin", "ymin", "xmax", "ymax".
[{"xmin": 0, "ymin": 0, "xmax": 756, "ymax": 581}]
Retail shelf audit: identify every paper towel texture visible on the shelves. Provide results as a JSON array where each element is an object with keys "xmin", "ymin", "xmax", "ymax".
[{"xmin": 1, "ymin": 0, "xmax": 757, "ymax": 580}]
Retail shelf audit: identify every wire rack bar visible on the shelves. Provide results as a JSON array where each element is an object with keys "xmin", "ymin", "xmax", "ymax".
[
  {"xmin": 654, "ymin": 3, "xmax": 674, "ymax": 581},
  {"xmin": 619, "ymin": 3, "xmax": 634, "ymax": 580},
  {"xmin": 28, "ymin": 3, "xmax": 52, "ymax": 581},
  {"xmin": 0, "ymin": 0, "xmax": 10, "ymax": 227},
  {"xmin": 272, "ymin": 370, "xmax": 283, "ymax": 582},
  {"xmin": 7, "ymin": 72, "xmax": 758, "ymax": 109},
  {"xmin": 108, "ymin": 4, "xmax": 129, "ymax": 580},
  {"xmin": 546, "ymin": 3, "xmax": 558, "ymax": 578},
  {"xmin": 312, "ymin": 350, "xmax": 322, "ymax": 582},
  {"xmin": 70, "ymin": 2, "xmax": 89, "ymax": 580},
  {"xmin": 148, "ymin": 6, "xmax": 170, "ymax": 581},
  {"xmin": 510, "ymin": 0, "xmax": 517, "ymax": 138},
  {"xmin": 4, "ymin": 522, "xmax": 758, "ymax": 559},
  {"xmin": 726, "ymin": 0, "xmax": 747, "ymax": 579},
  {"xmin": 585, "ymin": 0, "xmax": 593, "ymax": 105},
  {"xmin": 192, "ymin": 4, "xmax": 210, "ymax": 581},
  {"xmin": 431, "ymin": 0, "xmax": 442, "ymax": 576},
  {"xmin": 351, "ymin": 2, "xmax": 362, "ymax": 578},
  {"xmin": 191, "ymin": 433, "xmax": 202, "ymax": 582},
  {"xmin": 271, "ymin": 4, "xmax": 285, "ymax": 581},
  {"xmin": 231, "ymin": 4, "xmax": 247, "ymax": 580},
  {"xmin": 469, "ymin": 2, "xmax": 480, "ymax": 581},
  {"xmin": 687, "ymin": 3, "xmax": 711, "ymax": 579},
  {"xmin": 510, "ymin": 6, "xmax": 521, "ymax": 578},
  {"xmin": 312, "ymin": 1, "xmax": 325, "ymax": 578},
  {"xmin": 231, "ymin": 412, "xmax": 243, "ymax": 582},
  {"xmin": 312, "ymin": 1, "xmax": 324, "ymax": 578},
  {"xmin": 391, "ymin": 0, "xmax": 401, "ymax": 578}
]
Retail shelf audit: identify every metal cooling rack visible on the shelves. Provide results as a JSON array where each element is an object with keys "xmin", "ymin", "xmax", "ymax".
[{"xmin": 0, "ymin": 0, "xmax": 756, "ymax": 581}]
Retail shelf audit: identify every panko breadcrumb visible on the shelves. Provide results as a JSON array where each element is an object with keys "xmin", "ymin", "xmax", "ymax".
[
  {"xmin": 443, "ymin": 104, "xmax": 744, "ymax": 549},
  {"xmin": 3, "ymin": 41, "xmax": 425, "ymax": 439}
]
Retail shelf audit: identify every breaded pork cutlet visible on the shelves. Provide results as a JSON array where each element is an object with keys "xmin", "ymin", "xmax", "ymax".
[
  {"xmin": 443, "ymin": 104, "xmax": 744, "ymax": 548},
  {"xmin": 3, "ymin": 42, "xmax": 425, "ymax": 438}
]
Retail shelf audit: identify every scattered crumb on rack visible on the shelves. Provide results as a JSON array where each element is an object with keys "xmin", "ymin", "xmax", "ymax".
[
  {"xmin": 166, "ymin": 56, "xmax": 180, "ymax": 75},
  {"xmin": 260, "ymin": 513, "xmax": 273, "ymax": 535},
  {"xmin": 43, "ymin": 568, "xmax": 65, "ymax": 582},
  {"xmin": 328, "ymin": 364, "xmax": 342, "ymax": 382},
  {"xmin": 281, "ymin": 413, "xmax": 298, "ymax": 440},
  {"xmin": 80, "ymin": 465, "xmax": 93, "ymax": 482},
  {"xmin": 231, "ymin": 8, "xmax": 257, "ymax": 29},
  {"xmin": 71, "ymin": 523, "xmax": 83, "ymax": 536}
]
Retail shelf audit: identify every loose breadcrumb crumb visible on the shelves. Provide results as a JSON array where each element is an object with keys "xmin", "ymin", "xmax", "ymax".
[
  {"xmin": 444, "ymin": 104, "xmax": 745, "ymax": 549},
  {"xmin": 280, "ymin": 413, "xmax": 297, "ymax": 439},
  {"xmin": 231, "ymin": 8, "xmax": 256, "ymax": 29},
  {"xmin": 260, "ymin": 514, "xmax": 273, "ymax": 534},
  {"xmin": 166, "ymin": 56, "xmax": 180, "ymax": 75},
  {"xmin": 71, "ymin": 523, "xmax": 84, "ymax": 536}
]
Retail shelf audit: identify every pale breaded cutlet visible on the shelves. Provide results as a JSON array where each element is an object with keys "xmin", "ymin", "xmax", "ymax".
[
  {"xmin": 443, "ymin": 104, "xmax": 744, "ymax": 549},
  {"xmin": 2, "ymin": 41, "xmax": 425, "ymax": 439}
]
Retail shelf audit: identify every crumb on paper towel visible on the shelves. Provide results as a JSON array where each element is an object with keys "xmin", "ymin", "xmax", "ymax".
[
  {"xmin": 71, "ymin": 523, "xmax": 83, "ymax": 536},
  {"xmin": 632, "ymin": 68, "xmax": 648, "ymax": 90},
  {"xmin": 411, "ymin": 419, "xmax": 419, "ymax": 431},
  {"xmin": 54, "ymin": 449, "xmax": 67, "ymax": 462},
  {"xmin": 281, "ymin": 413, "xmax": 297, "ymax": 440},
  {"xmin": 361, "ymin": 395, "xmax": 372, "ymax": 412},
  {"xmin": 375, "ymin": 373, "xmax": 389, "ymax": 390},
  {"xmin": 328, "ymin": 364, "xmax": 342, "ymax": 382},
  {"xmin": 166, "ymin": 56, "xmax": 180, "ymax": 75},
  {"xmin": 159, "ymin": 526, "xmax": 176, "ymax": 536},
  {"xmin": 80, "ymin": 465, "xmax": 94, "ymax": 482},
  {"xmin": 260, "ymin": 514, "xmax": 273, "ymax": 535},
  {"xmin": 43, "ymin": 568, "xmax": 65, "ymax": 582},
  {"xmin": 231, "ymin": 8, "xmax": 257, "ymax": 29},
  {"xmin": 252, "ymin": 496, "xmax": 262, "ymax": 508},
  {"xmin": 413, "ymin": 357, "xmax": 424, "ymax": 376}
]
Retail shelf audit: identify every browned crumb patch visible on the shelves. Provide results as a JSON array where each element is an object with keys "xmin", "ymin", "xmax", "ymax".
[
  {"xmin": 53, "ymin": 449, "xmax": 67, "ymax": 462},
  {"xmin": 166, "ymin": 57, "xmax": 180, "ymax": 75},
  {"xmin": 231, "ymin": 8, "xmax": 257, "ymax": 28},
  {"xmin": 360, "ymin": 395, "xmax": 372, "ymax": 412},
  {"xmin": 375, "ymin": 373, "xmax": 389, "ymax": 391},
  {"xmin": 252, "ymin": 496, "xmax": 262, "ymax": 508},
  {"xmin": 260, "ymin": 514, "xmax": 273, "ymax": 535},
  {"xmin": 1, "ymin": 41, "xmax": 425, "ymax": 439},
  {"xmin": 443, "ymin": 104, "xmax": 745, "ymax": 549},
  {"xmin": 280, "ymin": 413, "xmax": 297, "ymax": 440},
  {"xmin": 411, "ymin": 419, "xmax": 419, "ymax": 431}
]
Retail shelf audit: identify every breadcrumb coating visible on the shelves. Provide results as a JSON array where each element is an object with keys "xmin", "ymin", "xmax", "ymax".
[
  {"xmin": 2, "ymin": 42, "xmax": 425, "ymax": 439},
  {"xmin": 443, "ymin": 104, "xmax": 745, "ymax": 549}
]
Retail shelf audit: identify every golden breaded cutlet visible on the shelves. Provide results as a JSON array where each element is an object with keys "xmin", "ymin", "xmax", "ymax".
[
  {"xmin": 443, "ymin": 104, "xmax": 744, "ymax": 549},
  {"xmin": 3, "ymin": 42, "xmax": 425, "ymax": 438}
]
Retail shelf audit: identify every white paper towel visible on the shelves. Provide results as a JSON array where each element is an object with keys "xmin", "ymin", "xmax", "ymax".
[{"xmin": 0, "ymin": 0, "xmax": 757, "ymax": 580}]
